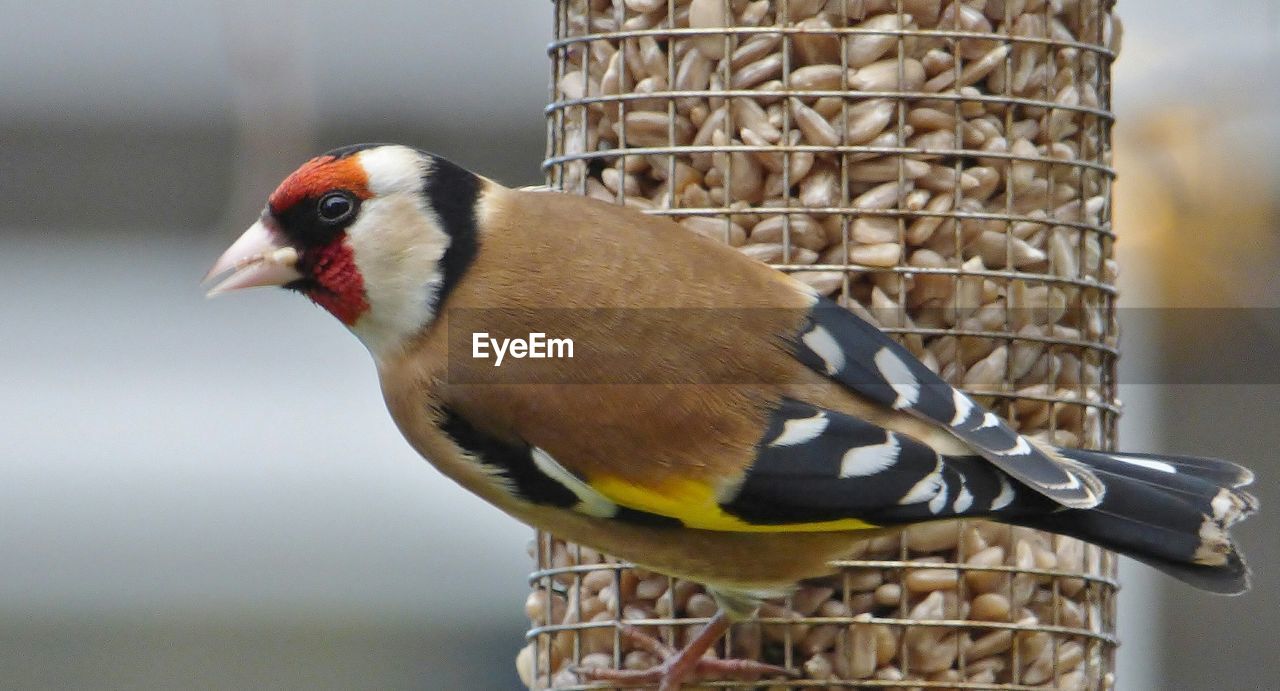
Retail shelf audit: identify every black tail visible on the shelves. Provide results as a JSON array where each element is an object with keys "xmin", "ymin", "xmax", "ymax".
[{"xmin": 1018, "ymin": 448, "xmax": 1258, "ymax": 594}]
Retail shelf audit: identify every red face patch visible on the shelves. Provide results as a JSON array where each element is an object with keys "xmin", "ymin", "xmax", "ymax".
[
  {"xmin": 268, "ymin": 153, "xmax": 376, "ymax": 326},
  {"xmin": 269, "ymin": 154, "xmax": 373, "ymax": 214},
  {"xmin": 303, "ymin": 240, "xmax": 370, "ymax": 326}
]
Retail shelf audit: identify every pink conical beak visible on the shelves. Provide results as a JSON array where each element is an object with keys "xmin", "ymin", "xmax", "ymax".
[{"xmin": 204, "ymin": 220, "xmax": 303, "ymax": 297}]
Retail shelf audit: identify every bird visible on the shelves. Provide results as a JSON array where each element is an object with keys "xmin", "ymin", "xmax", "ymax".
[{"xmin": 205, "ymin": 143, "xmax": 1257, "ymax": 690}]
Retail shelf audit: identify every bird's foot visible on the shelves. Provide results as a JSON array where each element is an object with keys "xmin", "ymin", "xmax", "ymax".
[{"xmin": 573, "ymin": 618, "xmax": 796, "ymax": 691}]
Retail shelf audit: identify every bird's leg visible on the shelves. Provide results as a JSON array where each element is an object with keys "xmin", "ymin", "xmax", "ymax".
[{"xmin": 573, "ymin": 609, "xmax": 796, "ymax": 690}]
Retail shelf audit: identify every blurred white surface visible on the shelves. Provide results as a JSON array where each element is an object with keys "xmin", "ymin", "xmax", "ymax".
[
  {"xmin": 0, "ymin": 0, "xmax": 550, "ymax": 126},
  {"xmin": 3, "ymin": 1, "xmax": 1275, "ymax": 128},
  {"xmin": 0, "ymin": 231, "xmax": 531, "ymax": 624}
]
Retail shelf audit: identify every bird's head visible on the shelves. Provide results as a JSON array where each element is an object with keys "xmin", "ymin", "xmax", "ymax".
[{"xmin": 205, "ymin": 144, "xmax": 482, "ymax": 358}]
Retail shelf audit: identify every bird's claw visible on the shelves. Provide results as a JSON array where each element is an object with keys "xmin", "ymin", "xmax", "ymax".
[{"xmin": 572, "ymin": 623, "xmax": 796, "ymax": 690}]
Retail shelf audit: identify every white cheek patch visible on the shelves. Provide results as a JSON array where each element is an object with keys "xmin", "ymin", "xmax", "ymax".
[
  {"xmin": 344, "ymin": 194, "xmax": 450, "ymax": 358},
  {"xmin": 359, "ymin": 146, "xmax": 427, "ymax": 197}
]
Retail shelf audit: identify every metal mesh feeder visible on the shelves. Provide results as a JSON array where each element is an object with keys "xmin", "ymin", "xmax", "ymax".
[{"xmin": 524, "ymin": 0, "xmax": 1122, "ymax": 688}]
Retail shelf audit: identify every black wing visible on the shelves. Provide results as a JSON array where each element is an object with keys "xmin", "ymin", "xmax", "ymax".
[{"xmin": 787, "ymin": 296, "xmax": 1103, "ymax": 509}]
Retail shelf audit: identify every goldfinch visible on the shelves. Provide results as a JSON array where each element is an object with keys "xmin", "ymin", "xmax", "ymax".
[{"xmin": 206, "ymin": 144, "xmax": 1257, "ymax": 690}]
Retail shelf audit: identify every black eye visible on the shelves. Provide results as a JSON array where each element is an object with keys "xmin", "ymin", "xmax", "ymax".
[{"xmin": 317, "ymin": 192, "xmax": 355, "ymax": 224}]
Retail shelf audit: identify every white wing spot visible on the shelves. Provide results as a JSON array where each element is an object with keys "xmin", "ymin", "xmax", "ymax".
[
  {"xmin": 953, "ymin": 484, "xmax": 974, "ymax": 513},
  {"xmin": 839, "ymin": 434, "xmax": 901, "ymax": 478},
  {"xmin": 771, "ymin": 412, "xmax": 829, "ymax": 447},
  {"xmin": 997, "ymin": 436, "xmax": 1032, "ymax": 457},
  {"xmin": 951, "ymin": 389, "xmax": 976, "ymax": 426},
  {"xmin": 1044, "ymin": 472, "xmax": 1082, "ymax": 490},
  {"xmin": 899, "ymin": 459, "xmax": 945, "ymax": 508},
  {"xmin": 990, "ymin": 475, "xmax": 1016, "ymax": 511},
  {"xmin": 1194, "ymin": 513, "xmax": 1231, "ymax": 566},
  {"xmin": 873, "ymin": 347, "xmax": 921, "ymax": 409},
  {"xmin": 1111, "ymin": 455, "xmax": 1177, "ymax": 474},
  {"xmin": 802, "ymin": 325, "xmax": 846, "ymax": 375},
  {"xmin": 928, "ymin": 483, "xmax": 950, "ymax": 514},
  {"xmin": 978, "ymin": 412, "xmax": 1001, "ymax": 429},
  {"xmin": 1211, "ymin": 489, "xmax": 1234, "ymax": 523},
  {"xmin": 531, "ymin": 448, "xmax": 617, "ymax": 518}
]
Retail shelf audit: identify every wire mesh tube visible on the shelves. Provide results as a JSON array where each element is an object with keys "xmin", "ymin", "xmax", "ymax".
[{"xmin": 526, "ymin": 1, "xmax": 1121, "ymax": 688}]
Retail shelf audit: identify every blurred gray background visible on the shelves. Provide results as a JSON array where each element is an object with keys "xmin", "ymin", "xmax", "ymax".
[{"xmin": 1, "ymin": 1, "xmax": 1276, "ymax": 689}]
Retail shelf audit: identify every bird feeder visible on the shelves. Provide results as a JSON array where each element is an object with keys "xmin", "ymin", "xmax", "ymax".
[{"xmin": 525, "ymin": 0, "xmax": 1121, "ymax": 687}]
